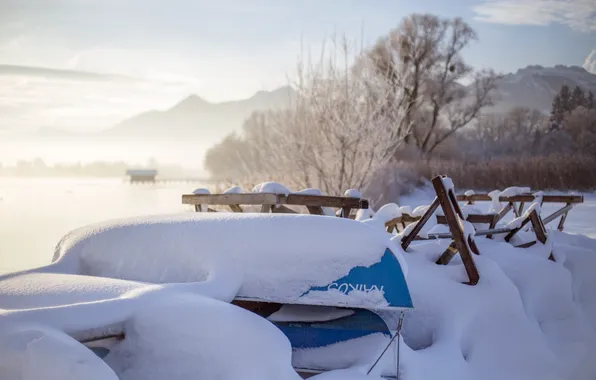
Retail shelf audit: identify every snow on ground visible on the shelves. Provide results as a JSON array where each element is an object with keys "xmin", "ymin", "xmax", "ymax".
[
  {"xmin": 292, "ymin": 231, "xmax": 596, "ymax": 380},
  {"xmin": 0, "ymin": 324, "xmax": 120, "ymax": 380},
  {"xmin": 0, "ymin": 270, "xmax": 300, "ymax": 380},
  {"xmin": 1, "ymin": 182, "xmax": 596, "ymax": 380}
]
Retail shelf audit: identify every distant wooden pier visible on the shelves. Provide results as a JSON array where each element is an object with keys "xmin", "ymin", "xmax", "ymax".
[{"xmin": 126, "ymin": 169, "xmax": 158, "ymax": 183}]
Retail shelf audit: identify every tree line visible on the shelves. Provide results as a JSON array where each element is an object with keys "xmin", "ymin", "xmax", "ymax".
[
  {"xmin": 204, "ymin": 13, "xmax": 498, "ymax": 195},
  {"xmin": 203, "ymin": 12, "xmax": 596, "ymax": 196}
]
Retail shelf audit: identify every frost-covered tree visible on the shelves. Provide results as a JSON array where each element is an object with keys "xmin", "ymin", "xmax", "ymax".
[
  {"xmin": 361, "ymin": 13, "xmax": 499, "ymax": 158},
  {"xmin": 204, "ymin": 35, "xmax": 411, "ymax": 194},
  {"xmin": 469, "ymin": 107, "xmax": 547, "ymax": 159}
]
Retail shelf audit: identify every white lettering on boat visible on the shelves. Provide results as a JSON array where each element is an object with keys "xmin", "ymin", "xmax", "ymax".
[{"xmin": 327, "ymin": 283, "xmax": 384, "ymax": 294}]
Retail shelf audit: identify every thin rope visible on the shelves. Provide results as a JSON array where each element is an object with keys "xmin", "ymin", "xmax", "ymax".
[{"xmin": 367, "ymin": 311, "xmax": 405, "ymax": 377}]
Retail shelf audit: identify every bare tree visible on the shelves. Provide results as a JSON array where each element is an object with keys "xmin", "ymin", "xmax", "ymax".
[
  {"xmin": 465, "ymin": 107, "xmax": 548, "ymax": 159},
  {"xmin": 204, "ymin": 35, "xmax": 410, "ymax": 195},
  {"xmin": 363, "ymin": 13, "xmax": 500, "ymax": 158}
]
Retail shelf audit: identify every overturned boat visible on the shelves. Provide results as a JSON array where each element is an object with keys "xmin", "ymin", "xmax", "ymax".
[{"xmin": 50, "ymin": 212, "xmax": 414, "ymax": 376}]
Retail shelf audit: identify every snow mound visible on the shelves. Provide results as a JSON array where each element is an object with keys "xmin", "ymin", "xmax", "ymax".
[
  {"xmin": 399, "ymin": 206, "xmax": 413, "ymax": 216},
  {"xmin": 192, "ymin": 188, "xmax": 210, "ymax": 195},
  {"xmin": 50, "ymin": 213, "xmax": 408, "ymax": 307},
  {"xmin": 411, "ymin": 205, "xmax": 431, "ymax": 217},
  {"xmin": 355, "ymin": 208, "xmax": 374, "ymax": 221},
  {"xmin": 0, "ymin": 270, "xmax": 300, "ymax": 380},
  {"xmin": 294, "ymin": 188, "xmax": 324, "ymax": 195},
  {"xmin": 252, "ymin": 182, "xmax": 291, "ymax": 195},
  {"xmin": 362, "ymin": 203, "xmax": 402, "ymax": 230},
  {"xmin": 0, "ymin": 324, "xmax": 119, "ymax": 380},
  {"xmin": 223, "ymin": 186, "xmax": 244, "ymax": 194},
  {"xmin": 500, "ymin": 186, "xmax": 531, "ymax": 197},
  {"xmin": 344, "ymin": 189, "xmax": 362, "ymax": 198},
  {"xmin": 374, "ymin": 203, "xmax": 402, "ymax": 222}
]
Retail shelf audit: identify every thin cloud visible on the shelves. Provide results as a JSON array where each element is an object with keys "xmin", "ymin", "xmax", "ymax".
[
  {"xmin": 0, "ymin": 64, "xmax": 140, "ymax": 83},
  {"xmin": 473, "ymin": 0, "xmax": 596, "ymax": 32},
  {"xmin": 0, "ymin": 72, "xmax": 200, "ymax": 132}
]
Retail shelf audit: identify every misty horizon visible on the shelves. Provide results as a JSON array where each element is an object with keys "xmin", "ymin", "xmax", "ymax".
[{"xmin": 1, "ymin": 0, "xmax": 595, "ymax": 172}]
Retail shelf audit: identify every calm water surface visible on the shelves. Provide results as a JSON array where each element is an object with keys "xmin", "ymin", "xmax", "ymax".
[{"xmin": 0, "ymin": 177, "xmax": 198, "ymax": 273}]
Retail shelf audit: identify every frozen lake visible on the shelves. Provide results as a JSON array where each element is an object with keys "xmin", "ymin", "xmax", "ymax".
[
  {"xmin": 1, "ymin": 177, "xmax": 595, "ymax": 274},
  {"xmin": 0, "ymin": 177, "xmax": 198, "ymax": 273}
]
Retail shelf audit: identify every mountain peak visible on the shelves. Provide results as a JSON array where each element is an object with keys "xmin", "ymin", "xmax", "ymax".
[
  {"xmin": 516, "ymin": 65, "xmax": 590, "ymax": 75},
  {"xmin": 169, "ymin": 94, "xmax": 211, "ymax": 113}
]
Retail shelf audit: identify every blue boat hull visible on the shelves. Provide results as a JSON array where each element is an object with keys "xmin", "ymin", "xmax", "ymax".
[{"xmin": 273, "ymin": 308, "xmax": 390, "ymax": 349}]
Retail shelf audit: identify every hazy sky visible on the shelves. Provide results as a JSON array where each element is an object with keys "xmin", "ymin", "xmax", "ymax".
[{"xmin": 0, "ymin": 0, "xmax": 595, "ymax": 133}]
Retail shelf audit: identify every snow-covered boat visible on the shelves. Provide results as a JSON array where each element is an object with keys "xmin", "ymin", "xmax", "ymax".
[{"xmin": 27, "ymin": 212, "xmax": 413, "ymax": 374}]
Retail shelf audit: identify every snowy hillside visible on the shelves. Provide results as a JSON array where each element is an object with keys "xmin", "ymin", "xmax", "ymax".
[{"xmin": 487, "ymin": 65, "xmax": 596, "ymax": 113}]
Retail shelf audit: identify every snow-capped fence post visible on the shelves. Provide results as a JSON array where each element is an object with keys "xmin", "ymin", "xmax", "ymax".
[
  {"xmin": 399, "ymin": 175, "xmax": 480, "ymax": 285},
  {"xmin": 431, "ymin": 176, "xmax": 480, "ymax": 286}
]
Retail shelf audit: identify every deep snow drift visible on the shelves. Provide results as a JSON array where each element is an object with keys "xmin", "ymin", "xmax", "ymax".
[
  {"xmin": 0, "ymin": 271, "xmax": 300, "ymax": 380},
  {"xmin": 1, "ymin": 194, "xmax": 596, "ymax": 380}
]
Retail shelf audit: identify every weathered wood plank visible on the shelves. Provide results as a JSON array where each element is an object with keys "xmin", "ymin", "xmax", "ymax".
[
  {"xmin": 456, "ymin": 194, "xmax": 583, "ymax": 204},
  {"xmin": 486, "ymin": 214, "xmax": 499, "ymax": 239},
  {"xmin": 557, "ymin": 211, "xmax": 569, "ymax": 232},
  {"xmin": 183, "ymin": 193, "xmax": 278, "ymax": 206},
  {"xmin": 517, "ymin": 202, "xmax": 525, "ymax": 216},
  {"xmin": 413, "ymin": 226, "xmax": 513, "ymax": 241},
  {"xmin": 496, "ymin": 202, "xmax": 514, "ymax": 221},
  {"xmin": 400, "ymin": 198, "xmax": 440, "ymax": 251},
  {"xmin": 436, "ymin": 241, "xmax": 458, "ymax": 265},
  {"xmin": 229, "ymin": 204, "xmax": 243, "ymax": 213},
  {"xmin": 341, "ymin": 207, "xmax": 351, "ymax": 218},
  {"xmin": 515, "ymin": 240, "xmax": 537, "ymax": 248},
  {"xmin": 542, "ymin": 204, "xmax": 574, "ymax": 226},
  {"xmin": 306, "ymin": 205, "xmax": 324, "ymax": 215},
  {"xmin": 432, "ymin": 176, "xmax": 480, "ymax": 285},
  {"xmin": 182, "ymin": 193, "xmax": 369, "ymax": 211},
  {"xmin": 270, "ymin": 205, "xmax": 298, "ymax": 214},
  {"xmin": 504, "ymin": 214, "xmax": 532, "ymax": 242},
  {"xmin": 511, "ymin": 202, "xmax": 521, "ymax": 218},
  {"xmin": 436, "ymin": 213, "xmax": 495, "ymax": 225},
  {"xmin": 78, "ymin": 333, "xmax": 125, "ymax": 344},
  {"xmin": 385, "ymin": 214, "xmax": 422, "ymax": 231},
  {"xmin": 530, "ymin": 210, "xmax": 548, "ymax": 244},
  {"xmin": 284, "ymin": 194, "xmax": 368, "ymax": 209}
]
